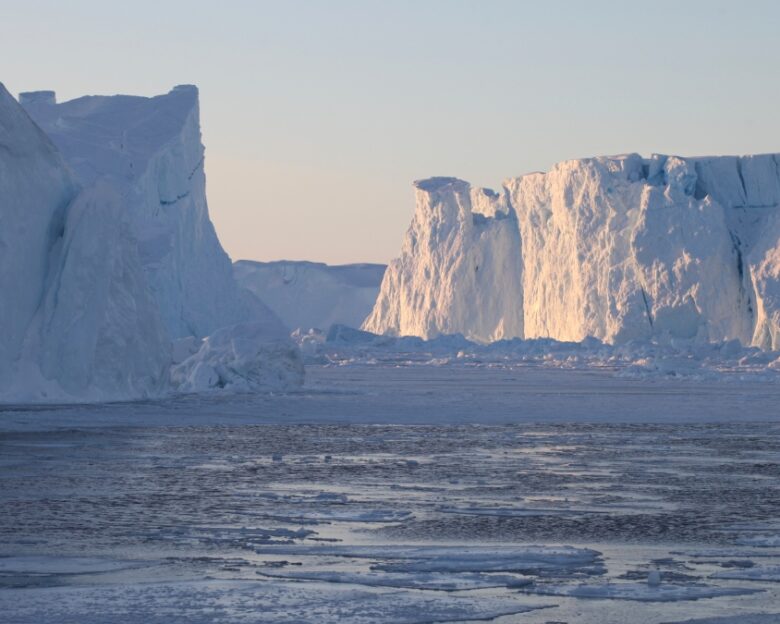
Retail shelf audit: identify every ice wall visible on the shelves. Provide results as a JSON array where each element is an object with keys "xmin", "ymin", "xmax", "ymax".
[
  {"xmin": 367, "ymin": 153, "xmax": 780, "ymax": 347},
  {"xmin": 0, "ymin": 83, "xmax": 78, "ymax": 387},
  {"xmin": 0, "ymin": 84, "xmax": 170, "ymax": 401},
  {"xmin": 21, "ymin": 85, "xmax": 281, "ymax": 339},
  {"xmin": 363, "ymin": 178, "xmax": 524, "ymax": 342}
]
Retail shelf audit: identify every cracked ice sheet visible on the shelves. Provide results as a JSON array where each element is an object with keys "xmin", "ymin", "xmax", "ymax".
[
  {"xmin": 0, "ymin": 579, "xmax": 548, "ymax": 624},
  {"xmin": 522, "ymin": 582, "xmax": 762, "ymax": 602}
]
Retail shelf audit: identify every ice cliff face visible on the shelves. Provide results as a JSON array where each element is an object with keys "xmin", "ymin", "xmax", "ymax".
[
  {"xmin": 367, "ymin": 153, "xmax": 780, "ymax": 348},
  {"xmin": 21, "ymin": 85, "xmax": 280, "ymax": 339},
  {"xmin": 0, "ymin": 84, "xmax": 169, "ymax": 401},
  {"xmin": 363, "ymin": 179, "xmax": 524, "ymax": 342},
  {"xmin": 0, "ymin": 83, "xmax": 301, "ymax": 403},
  {"xmin": 235, "ymin": 260, "xmax": 386, "ymax": 331}
]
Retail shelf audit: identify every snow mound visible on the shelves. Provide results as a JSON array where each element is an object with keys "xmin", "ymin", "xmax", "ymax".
[
  {"xmin": 367, "ymin": 153, "xmax": 780, "ymax": 349},
  {"xmin": 171, "ymin": 322, "xmax": 304, "ymax": 393},
  {"xmin": 21, "ymin": 85, "xmax": 281, "ymax": 339},
  {"xmin": 235, "ymin": 260, "xmax": 385, "ymax": 331}
]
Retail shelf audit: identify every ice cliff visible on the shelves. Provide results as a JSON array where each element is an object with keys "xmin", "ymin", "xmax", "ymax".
[
  {"xmin": 0, "ymin": 84, "xmax": 301, "ymax": 402},
  {"xmin": 235, "ymin": 260, "xmax": 386, "ymax": 331},
  {"xmin": 0, "ymin": 84, "xmax": 169, "ymax": 401},
  {"xmin": 21, "ymin": 85, "xmax": 279, "ymax": 339},
  {"xmin": 366, "ymin": 153, "xmax": 780, "ymax": 348}
]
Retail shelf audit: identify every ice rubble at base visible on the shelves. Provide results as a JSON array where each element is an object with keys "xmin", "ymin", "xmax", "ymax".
[
  {"xmin": 365, "ymin": 153, "xmax": 780, "ymax": 351},
  {"xmin": 235, "ymin": 260, "xmax": 385, "ymax": 331},
  {"xmin": 0, "ymin": 83, "xmax": 302, "ymax": 402},
  {"xmin": 296, "ymin": 323, "xmax": 780, "ymax": 382}
]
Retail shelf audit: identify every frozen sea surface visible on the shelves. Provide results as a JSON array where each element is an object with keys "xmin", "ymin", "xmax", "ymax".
[{"xmin": 2, "ymin": 364, "xmax": 780, "ymax": 623}]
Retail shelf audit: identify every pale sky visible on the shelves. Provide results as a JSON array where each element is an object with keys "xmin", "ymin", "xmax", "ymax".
[{"xmin": 3, "ymin": 0, "xmax": 779, "ymax": 264}]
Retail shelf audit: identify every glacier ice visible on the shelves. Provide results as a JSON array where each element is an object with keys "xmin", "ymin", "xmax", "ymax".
[
  {"xmin": 0, "ymin": 84, "xmax": 169, "ymax": 402},
  {"xmin": 363, "ymin": 179, "xmax": 524, "ymax": 343},
  {"xmin": 367, "ymin": 153, "xmax": 780, "ymax": 348},
  {"xmin": 235, "ymin": 260, "xmax": 385, "ymax": 331},
  {"xmin": 20, "ymin": 84, "xmax": 279, "ymax": 339},
  {"xmin": 0, "ymin": 83, "xmax": 301, "ymax": 403}
]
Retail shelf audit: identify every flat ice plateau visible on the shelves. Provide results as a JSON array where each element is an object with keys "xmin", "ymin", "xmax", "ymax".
[{"xmin": 2, "ymin": 363, "xmax": 780, "ymax": 623}]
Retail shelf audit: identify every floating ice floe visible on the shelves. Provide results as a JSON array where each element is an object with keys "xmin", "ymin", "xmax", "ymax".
[
  {"xmin": 252, "ymin": 544, "xmax": 603, "ymax": 575},
  {"xmin": 257, "ymin": 569, "xmax": 531, "ymax": 591}
]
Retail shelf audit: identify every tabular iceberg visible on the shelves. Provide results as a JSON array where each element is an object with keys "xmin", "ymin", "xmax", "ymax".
[
  {"xmin": 366, "ymin": 153, "xmax": 780, "ymax": 348},
  {"xmin": 235, "ymin": 260, "xmax": 386, "ymax": 331}
]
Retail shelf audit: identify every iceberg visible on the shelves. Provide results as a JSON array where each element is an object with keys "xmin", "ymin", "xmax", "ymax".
[
  {"xmin": 0, "ymin": 83, "xmax": 301, "ymax": 402},
  {"xmin": 0, "ymin": 84, "xmax": 169, "ymax": 402},
  {"xmin": 20, "ymin": 84, "xmax": 279, "ymax": 339},
  {"xmin": 235, "ymin": 260, "xmax": 385, "ymax": 331},
  {"xmin": 367, "ymin": 153, "xmax": 780, "ymax": 348},
  {"xmin": 363, "ymin": 179, "xmax": 524, "ymax": 343}
]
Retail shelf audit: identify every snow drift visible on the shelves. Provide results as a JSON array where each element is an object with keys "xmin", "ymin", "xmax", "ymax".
[
  {"xmin": 235, "ymin": 260, "xmax": 386, "ymax": 331},
  {"xmin": 367, "ymin": 153, "xmax": 780, "ymax": 348}
]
